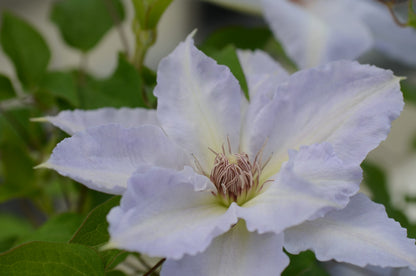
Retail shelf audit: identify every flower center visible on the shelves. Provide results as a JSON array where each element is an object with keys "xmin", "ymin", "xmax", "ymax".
[{"xmin": 208, "ymin": 144, "xmax": 268, "ymax": 206}]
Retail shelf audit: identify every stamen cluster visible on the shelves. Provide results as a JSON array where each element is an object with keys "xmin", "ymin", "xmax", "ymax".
[{"xmin": 209, "ymin": 150, "xmax": 264, "ymax": 206}]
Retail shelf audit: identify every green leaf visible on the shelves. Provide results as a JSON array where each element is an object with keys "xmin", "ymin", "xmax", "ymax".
[
  {"xmin": 41, "ymin": 71, "xmax": 79, "ymax": 107},
  {"xmin": 0, "ymin": 241, "xmax": 105, "ymax": 275},
  {"xmin": 199, "ymin": 25, "xmax": 297, "ymax": 73},
  {"xmin": 361, "ymin": 162, "xmax": 390, "ymax": 205},
  {"xmin": 0, "ymin": 12, "xmax": 50, "ymax": 88},
  {"xmin": 16, "ymin": 213, "xmax": 84, "ymax": 245},
  {"xmin": 101, "ymin": 250, "xmax": 129, "ymax": 271},
  {"xmin": 0, "ymin": 74, "xmax": 16, "ymax": 100},
  {"xmin": 200, "ymin": 26, "xmax": 273, "ymax": 52},
  {"xmin": 70, "ymin": 196, "xmax": 126, "ymax": 271},
  {"xmin": 106, "ymin": 270, "xmax": 127, "ymax": 276},
  {"xmin": 282, "ymin": 251, "xmax": 329, "ymax": 276},
  {"xmin": 401, "ymin": 81, "xmax": 416, "ymax": 104},
  {"xmin": 81, "ymin": 54, "xmax": 145, "ymax": 108},
  {"xmin": 0, "ymin": 143, "xmax": 39, "ymax": 202},
  {"xmin": 408, "ymin": 1, "xmax": 416, "ymax": 29},
  {"xmin": 0, "ymin": 213, "xmax": 34, "ymax": 252},
  {"xmin": 362, "ymin": 161, "xmax": 416, "ymax": 239},
  {"xmin": 132, "ymin": 0, "xmax": 173, "ymax": 29},
  {"xmin": 70, "ymin": 196, "xmax": 120, "ymax": 247},
  {"xmin": 51, "ymin": 0, "xmax": 125, "ymax": 52},
  {"xmin": 204, "ymin": 45, "xmax": 249, "ymax": 99}
]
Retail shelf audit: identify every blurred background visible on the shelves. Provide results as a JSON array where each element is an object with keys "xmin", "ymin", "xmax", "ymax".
[{"xmin": 0, "ymin": 0, "xmax": 415, "ymax": 275}]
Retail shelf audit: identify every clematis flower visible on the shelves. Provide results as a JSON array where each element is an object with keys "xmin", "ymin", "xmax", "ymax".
[
  {"xmin": 39, "ymin": 33, "xmax": 416, "ymax": 275},
  {"xmin": 206, "ymin": 0, "xmax": 416, "ymax": 69}
]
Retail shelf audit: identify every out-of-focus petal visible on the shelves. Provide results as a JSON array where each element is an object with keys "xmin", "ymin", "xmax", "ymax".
[
  {"xmin": 154, "ymin": 33, "xmax": 243, "ymax": 172},
  {"xmin": 161, "ymin": 221, "xmax": 289, "ymax": 276},
  {"xmin": 262, "ymin": 0, "xmax": 372, "ymax": 68},
  {"xmin": 243, "ymin": 60, "xmax": 402, "ymax": 180},
  {"xmin": 34, "ymin": 107, "xmax": 158, "ymax": 135},
  {"xmin": 237, "ymin": 143, "xmax": 361, "ymax": 234},
  {"xmin": 356, "ymin": 0, "xmax": 416, "ymax": 66},
  {"xmin": 284, "ymin": 193, "xmax": 416, "ymax": 270},
  {"xmin": 107, "ymin": 167, "xmax": 238, "ymax": 259},
  {"xmin": 38, "ymin": 125, "xmax": 190, "ymax": 194}
]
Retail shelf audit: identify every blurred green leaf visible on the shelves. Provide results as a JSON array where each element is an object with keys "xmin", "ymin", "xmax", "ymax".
[
  {"xmin": 200, "ymin": 26, "xmax": 274, "ymax": 52},
  {"xmin": 41, "ymin": 71, "xmax": 79, "ymax": 107},
  {"xmin": 106, "ymin": 270, "xmax": 128, "ymax": 276},
  {"xmin": 362, "ymin": 162, "xmax": 390, "ymax": 205},
  {"xmin": 408, "ymin": 1, "xmax": 416, "ymax": 29},
  {"xmin": 16, "ymin": 213, "xmax": 84, "ymax": 245},
  {"xmin": 101, "ymin": 249, "xmax": 129, "ymax": 271},
  {"xmin": 401, "ymin": 81, "xmax": 416, "ymax": 104},
  {"xmin": 132, "ymin": 0, "xmax": 173, "ymax": 29},
  {"xmin": 282, "ymin": 251, "xmax": 329, "ymax": 276},
  {"xmin": 70, "ymin": 196, "xmax": 120, "ymax": 246},
  {"xmin": 0, "ymin": 241, "xmax": 104, "ymax": 275},
  {"xmin": 141, "ymin": 66, "xmax": 157, "ymax": 108},
  {"xmin": 0, "ymin": 12, "xmax": 50, "ymax": 88},
  {"xmin": 0, "ymin": 74, "xmax": 16, "ymax": 100},
  {"xmin": 81, "ymin": 54, "xmax": 145, "ymax": 108},
  {"xmin": 362, "ymin": 161, "xmax": 416, "ymax": 238},
  {"xmin": 70, "ymin": 196, "xmax": 125, "ymax": 272},
  {"xmin": 200, "ymin": 25, "xmax": 297, "ymax": 73},
  {"xmin": 204, "ymin": 45, "xmax": 248, "ymax": 98},
  {"xmin": 0, "ymin": 143, "xmax": 39, "ymax": 202},
  {"xmin": 0, "ymin": 213, "xmax": 34, "ymax": 252},
  {"xmin": 51, "ymin": 0, "xmax": 125, "ymax": 52}
]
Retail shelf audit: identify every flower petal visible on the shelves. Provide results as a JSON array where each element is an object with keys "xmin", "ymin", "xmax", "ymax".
[
  {"xmin": 262, "ymin": 0, "xmax": 372, "ymax": 68},
  {"xmin": 284, "ymin": 193, "xmax": 416, "ymax": 270},
  {"xmin": 237, "ymin": 49, "xmax": 289, "ymax": 159},
  {"xmin": 237, "ymin": 49, "xmax": 288, "ymax": 100},
  {"xmin": 39, "ymin": 124, "xmax": 190, "ymax": 194},
  {"xmin": 35, "ymin": 107, "xmax": 158, "ymax": 135},
  {"xmin": 161, "ymin": 221, "xmax": 289, "ymax": 276},
  {"xmin": 154, "ymin": 33, "xmax": 243, "ymax": 171},
  {"xmin": 356, "ymin": 0, "xmax": 416, "ymax": 66},
  {"xmin": 245, "ymin": 60, "xmax": 403, "ymax": 180},
  {"xmin": 237, "ymin": 143, "xmax": 361, "ymax": 234},
  {"xmin": 107, "ymin": 167, "xmax": 238, "ymax": 259}
]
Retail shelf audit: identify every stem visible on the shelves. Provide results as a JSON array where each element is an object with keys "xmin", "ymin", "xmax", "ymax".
[
  {"xmin": 77, "ymin": 53, "xmax": 88, "ymax": 108},
  {"xmin": 136, "ymin": 254, "xmax": 152, "ymax": 270},
  {"xmin": 144, "ymin": 258, "xmax": 165, "ymax": 276},
  {"xmin": 386, "ymin": 3, "xmax": 408, "ymax": 27},
  {"xmin": 103, "ymin": 0, "xmax": 130, "ymax": 56}
]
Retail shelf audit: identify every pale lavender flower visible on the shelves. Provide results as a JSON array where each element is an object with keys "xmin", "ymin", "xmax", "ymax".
[
  {"xmin": 262, "ymin": 0, "xmax": 416, "ymax": 68},
  {"xmin": 39, "ymin": 34, "xmax": 416, "ymax": 275},
  {"xmin": 206, "ymin": 0, "xmax": 416, "ymax": 68}
]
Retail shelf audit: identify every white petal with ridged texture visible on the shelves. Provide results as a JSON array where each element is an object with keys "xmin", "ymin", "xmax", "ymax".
[
  {"xmin": 237, "ymin": 143, "xmax": 361, "ymax": 235},
  {"xmin": 284, "ymin": 194, "xmax": 416, "ymax": 270},
  {"xmin": 237, "ymin": 49, "xmax": 288, "ymax": 100},
  {"xmin": 244, "ymin": 60, "xmax": 403, "ymax": 181},
  {"xmin": 262, "ymin": 0, "xmax": 372, "ymax": 68},
  {"xmin": 154, "ymin": 33, "xmax": 243, "ymax": 172},
  {"xmin": 36, "ymin": 107, "xmax": 158, "ymax": 135},
  {"xmin": 107, "ymin": 167, "xmax": 238, "ymax": 259},
  {"xmin": 161, "ymin": 221, "xmax": 289, "ymax": 276},
  {"xmin": 39, "ymin": 124, "xmax": 190, "ymax": 194},
  {"xmin": 237, "ymin": 50, "xmax": 289, "ymax": 159}
]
